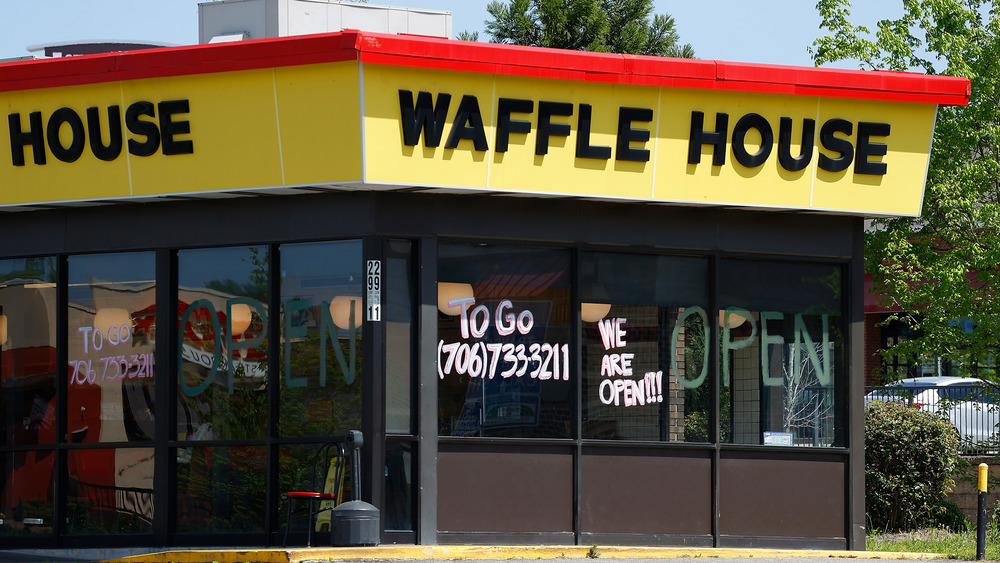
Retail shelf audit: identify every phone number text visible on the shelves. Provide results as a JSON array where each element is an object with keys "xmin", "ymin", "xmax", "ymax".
[
  {"xmin": 69, "ymin": 354, "xmax": 155, "ymax": 385},
  {"xmin": 438, "ymin": 341, "xmax": 569, "ymax": 381}
]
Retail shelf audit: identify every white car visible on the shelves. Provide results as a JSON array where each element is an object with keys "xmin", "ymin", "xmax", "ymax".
[{"xmin": 865, "ymin": 376, "xmax": 1000, "ymax": 453}]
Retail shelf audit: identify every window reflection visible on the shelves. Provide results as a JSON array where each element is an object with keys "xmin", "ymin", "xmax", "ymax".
[
  {"xmin": 63, "ymin": 253, "xmax": 157, "ymax": 537},
  {"xmin": 68, "ymin": 252, "xmax": 156, "ymax": 445},
  {"xmin": 66, "ymin": 252, "xmax": 156, "ymax": 448},
  {"xmin": 384, "ymin": 439, "xmax": 413, "ymax": 531},
  {"xmin": 279, "ymin": 240, "xmax": 362, "ymax": 438},
  {"xmin": 581, "ymin": 252, "xmax": 711, "ymax": 442},
  {"xmin": 0, "ymin": 450, "xmax": 55, "ymax": 536},
  {"xmin": 0, "ymin": 257, "xmax": 57, "ymax": 534},
  {"xmin": 177, "ymin": 246, "xmax": 269, "ymax": 442},
  {"xmin": 174, "ymin": 445, "xmax": 265, "ymax": 533},
  {"xmin": 0, "ymin": 258, "xmax": 58, "ymax": 450},
  {"xmin": 437, "ymin": 243, "xmax": 572, "ymax": 438},
  {"xmin": 66, "ymin": 448, "xmax": 154, "ymax": 535},
  {"xmin": 719, "ymin": 260, "xmax": 843, "ymax": 447},
  {"xmin": 386, "ymin": 240, "xmax": 413, "ymax": 435}
]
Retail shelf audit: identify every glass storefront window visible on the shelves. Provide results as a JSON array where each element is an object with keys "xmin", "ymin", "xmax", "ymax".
[
  {"xmin": 279, "ymin": 240, "xmax": 363, "ymax": 438},
  {"xmin": 581, "ymin": 252, "xmax": 710, "ymax": 442},
  {"xmin": 386, "ymin": 240, "xmax": 413, "ymax": 435},
  {"xmin": 0, "ymin": 257, "xmax": 58, "ymax": 536},
  {"xmin": 278, "ymin": 442, "xmax": 344, "ymax": 534},
  {"xmin": 174, "ymin": 445, "xmax": 266, "ymax": 533},
  {"xmin": 437, "ymin": 243, "xmax": 572, "ymax": 438},
  {"xmin": 68, "ymin": 252, "xmax": 156, "ymax": 444},
  {"xmin": 0, "ymin": 257, "xmax": 57, "ymax": 447},
  {"xmin": 384, "ymin": 439, "xmax": 413, "ymax": 531},
  {"xmin": 66, "ymin": 447, "xmax": 154, "ymax": 535},
  {"xmin": 65, "ymin": 253, "xmax": 157, "ymax": 536},
  {"xmin": 0, "ymin": 450, "xmax": 55, "ymax": 536},
  {"xmin": 385, "ymin": 240, "xmax": 415, "ymax": 533},
  {"xmin": 0, "ymin": 233, "xmax": 852, "ymax": 546},
  {"xmin": 177, "ymin": 246, "xmax": 269, "ymax": 442},
  {"xmin": 719, "ymin": 259, "xmax": 844, "ymax": 447}
]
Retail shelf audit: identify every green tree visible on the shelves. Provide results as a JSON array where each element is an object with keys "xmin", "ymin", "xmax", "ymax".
[
  {"xmin": 811, "ymin": 0, "xmax": 997, "ymax": 382},
  {"xmin": 482, "ymin": 0, "xmax": 695, "ymax": 57}
]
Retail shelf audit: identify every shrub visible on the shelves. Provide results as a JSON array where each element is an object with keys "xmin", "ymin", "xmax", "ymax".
[
  {"xmin": 684, "ymin": 411, "xmax": 709, "ymax": 442},
  {"xmin": 866, "ymin": 401, "xmax": 960, "ymax": 532},
  {"xmin": 931, "ymin": 500, "xmax": 969, "ymax": 533}
]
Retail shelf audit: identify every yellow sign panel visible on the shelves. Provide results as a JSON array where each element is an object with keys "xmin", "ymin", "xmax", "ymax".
[
  {"xmin": 1, "ymin": 59, "xmax": 934, "ymax": 216},
  {"xmin": 364, "ymin": 65, "xmax": 935, "ymax": 216},
  {"xmin": 0, "ymin": 62, "xmax": 363, "ymax": 206}
]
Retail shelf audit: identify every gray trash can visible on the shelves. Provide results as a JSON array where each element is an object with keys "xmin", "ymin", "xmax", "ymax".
[{"xmin": 331, "ymin": 500, "xmax": 380, "ymax": 546}]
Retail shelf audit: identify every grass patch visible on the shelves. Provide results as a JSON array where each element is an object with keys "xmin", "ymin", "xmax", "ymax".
[{"xmin": 866, "ymin": 528, "xmax": 1000, "ymax": 560}]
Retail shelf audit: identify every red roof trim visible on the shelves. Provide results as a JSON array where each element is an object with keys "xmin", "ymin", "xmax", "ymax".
[{"xmin": 0, "ymin": 30, "xmax": 970, "ymax": 105}]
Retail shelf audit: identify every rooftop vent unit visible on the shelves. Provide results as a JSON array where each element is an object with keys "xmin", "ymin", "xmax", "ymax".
[{"xmin": 198, "ymin": 0, "xmax": 453, "ymax": 44}]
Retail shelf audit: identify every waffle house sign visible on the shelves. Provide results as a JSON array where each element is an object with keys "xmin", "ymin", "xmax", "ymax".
[{"xmin": 1, "ymin": 31, "xmax": 969, "ymax": 216}]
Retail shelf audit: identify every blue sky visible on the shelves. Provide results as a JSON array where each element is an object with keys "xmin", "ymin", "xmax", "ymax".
[{"xmin": 0, "ymin": 1, "xmax": 903, "ymax": 68}]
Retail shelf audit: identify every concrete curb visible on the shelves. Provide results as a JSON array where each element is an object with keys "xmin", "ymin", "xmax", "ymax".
[{"xmin": 102, "ymin": 545, "xmax": 951, "ymax": 562}]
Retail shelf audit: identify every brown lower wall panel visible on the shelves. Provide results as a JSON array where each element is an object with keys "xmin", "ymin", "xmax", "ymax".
[
  {"xmin": 719, "ymin": 453, "xmax": 845, "ymax": 538},
  {"xmin": 438, "ymin": 446, "xmax": 573, "ymax": 533},
  {"xmin": 580, "ymin": 450, "xmax": 712, "ymax": 535}
]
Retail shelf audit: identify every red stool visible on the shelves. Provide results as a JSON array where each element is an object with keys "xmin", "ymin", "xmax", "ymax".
[{"xmin": 282, "ymin": 441, "xmax": 346, "ymax": 547}]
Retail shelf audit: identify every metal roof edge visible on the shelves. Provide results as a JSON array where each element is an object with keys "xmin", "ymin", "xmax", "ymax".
[{"xmin": 0, "ymin": 30, "xmax": 970, "ymax": 106}]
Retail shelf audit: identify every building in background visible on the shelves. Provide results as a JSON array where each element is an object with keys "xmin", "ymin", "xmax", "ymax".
[
  {"xmin": 2, "ymin": 0, "xmax": 451, "ymax": 62},
  {"xmin": 199, "ymin": 0, "xmax": 451, "ymax": 43}
]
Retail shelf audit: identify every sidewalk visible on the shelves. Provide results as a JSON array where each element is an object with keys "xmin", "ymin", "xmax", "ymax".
[{"xmin": 93, "ymin": 544, "xmax": 949, "ymax": 563}]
